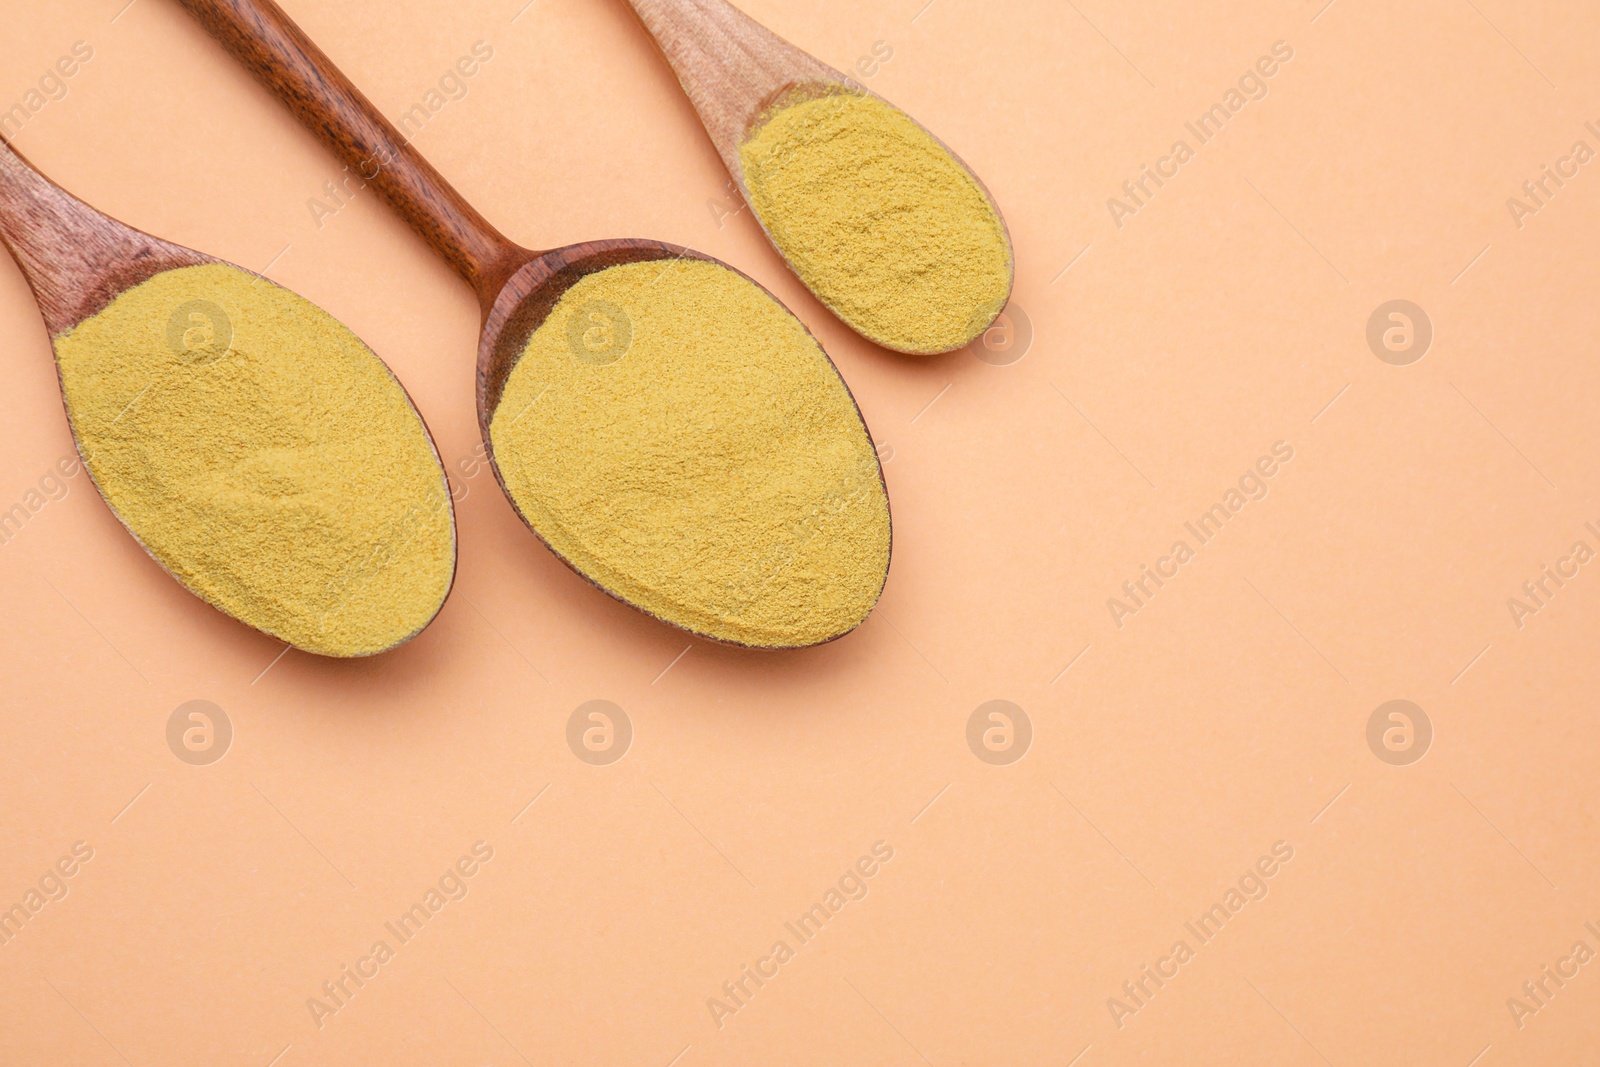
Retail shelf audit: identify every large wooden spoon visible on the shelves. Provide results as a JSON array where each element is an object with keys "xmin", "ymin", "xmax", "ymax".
[
  {"xmin": 176, "ymin": 0, "xmax": 892, "ymax": 650},
  {"xmin": 623, "ymin": 0, "xmax": 1016, "ymax": 355},
  {"xmin": 0, "ymin": 136, "xmax": 456, "ymax": 656}
]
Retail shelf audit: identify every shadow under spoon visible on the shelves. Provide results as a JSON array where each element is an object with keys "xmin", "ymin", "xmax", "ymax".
[
  {"xmin": 0, "ymin": 137, "xmax": 457, "ymax": 657},
  {"xmin": 176, "ymin": 0, "xmax": 892, "ymax": 650}
]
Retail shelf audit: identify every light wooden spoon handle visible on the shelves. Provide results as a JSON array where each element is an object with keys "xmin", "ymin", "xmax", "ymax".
[
  {"xmin": 174, "ymin": 0, "xmax": 526, "ymax": 308},
  {"xmin": 623, "ymin": 0, "xmax": 842, "ymax": 176}
]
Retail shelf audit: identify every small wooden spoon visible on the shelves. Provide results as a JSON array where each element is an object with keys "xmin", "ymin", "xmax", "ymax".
[
  {"xmin": 0, "ymin": 136, "xmax": 455, "ymax": 654},
  {"xmin": 177, "ymin": 0, "xmax": 892, "ymax": 649},
  {"xmin": 623, "ymin": 0, "xmax": 1015, "ymax": 355}
]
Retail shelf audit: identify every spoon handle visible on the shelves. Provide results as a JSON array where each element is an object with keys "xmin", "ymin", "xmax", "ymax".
[
  {"xmin": 174, "ymin": 0, "xmax": 525, "ymax": 308},
  {"xmin": 0, "ymin": 138, "xmax": 201, "ymax": 334},
  {"xmin": 623, "ymin": 0, "xmax": 842, "ymax": 173},
  {"xmin": 0, "ymin": 140, "xmax": 93, "ymax": 331}
]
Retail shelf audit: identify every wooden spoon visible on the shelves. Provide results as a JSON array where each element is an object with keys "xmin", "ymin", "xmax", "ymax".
[
  {"xmin": 622, "ymin": 0, "xmax": 1015, "ymax": 355},
  {"xmin": 175, "ymin": 0, "xmax": 892, "ymax": 649},
  {"xmin": 0, "ymin": 141, "xmax": 211, "ymax": 337},
  {"xmin": 0, "ymin": 136, "xmax": 456, "ymax": 655}
]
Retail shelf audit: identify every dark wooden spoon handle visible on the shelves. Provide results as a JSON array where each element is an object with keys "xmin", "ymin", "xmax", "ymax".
[
  {"xmin": 0, "ymin": 137, "xmax": 204, "ymax": 334},
  {"xmin": 174, "ymin": 0, "xmax": 526, "ymax": 308}
]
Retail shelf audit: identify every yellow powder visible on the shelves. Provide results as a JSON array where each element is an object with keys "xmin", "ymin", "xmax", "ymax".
[
  {"xmin": 739, "ymin": 88, "xmax": 1013, "ymax": 354},
  {"xmin": 489, "ymin": 258, "xmax": 889, "ymax": 648},
  {"xmin": 54, "ymin": 264, "xmax": 455, "ymax": 657}
]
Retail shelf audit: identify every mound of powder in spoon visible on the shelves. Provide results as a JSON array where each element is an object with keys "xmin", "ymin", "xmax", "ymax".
[
  {"xmin": 53, "ymin": 263, "xmax": 455, "ymax": 656},
  {"xmin": 739, "ymin": 88, "xmax": 1013, "ymax": 354},
  {"xmin": 488, "ymin": 257, "xmax": 890, "ymax": 648}
]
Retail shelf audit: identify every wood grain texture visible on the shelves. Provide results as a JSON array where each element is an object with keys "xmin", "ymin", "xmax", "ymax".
[
  {"xmin": 623, "ymin": 0, "xmax": 846, "ymax": 188},
  {"xmin": 0, "ymin": 136, "xmax": 457, "ymax": 657},
  {"xmin": 172, "ymin": 0, "xmax": 685, "ymax": 419},
  {"xmin": 173, "ymin": 0, "xmax": 890, "ymax": 648},
  {"xmin": 174, "ymin": 0, "xmax": 528, "ymax": 310},
  {"xmin": 472, "ymin": 238, "xmax": 891, "ymax": 652},
  {"xmin": 475, "ymin": 239, "xmax": 693, "ymax": 430},
  {"xmin": 0, "ymin": 138, "xmax": 209, "ymax": 336},
  {"xmin": 622, "ymin": 0, "xmax": 1014, "ymax": 356}
]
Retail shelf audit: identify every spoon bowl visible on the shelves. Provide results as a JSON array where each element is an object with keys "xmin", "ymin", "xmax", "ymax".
[
  {"xmin": 180, "ymin": 0, "xmax": 893, "ymax": 649},
  {"xmin": 476, "ymin": 239, "xmax": 690, "ymax": 428},
  {"xmin": 624, "ymin": 0, "xmax": 1016, "ymax": 355},
  {"xmin": 0, "ymin": 138, "xmax": 458, "ymax": 656}
]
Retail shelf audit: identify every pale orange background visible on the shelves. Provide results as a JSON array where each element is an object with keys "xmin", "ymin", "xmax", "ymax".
[{"xmin": 2, "ymin": 0, "xmax": 1598, "ymax": 1063}]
